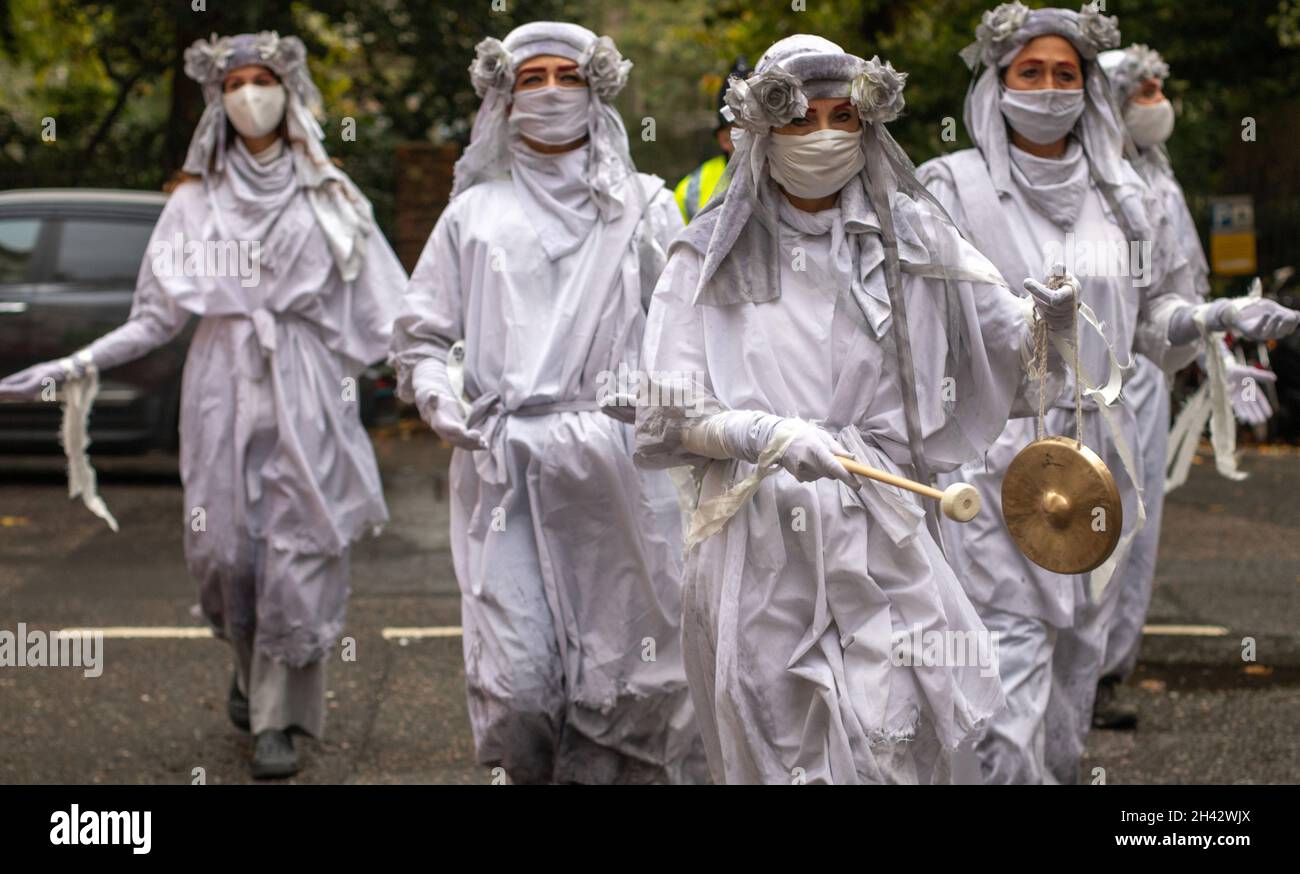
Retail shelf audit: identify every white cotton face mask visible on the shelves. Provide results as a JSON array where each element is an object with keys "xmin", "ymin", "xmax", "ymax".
[
  {"xmin": 510, "ymin": 86, "xmax": 591, "ymax": 146},
  {"xmin": 1000, "ymin": 87, "xmax": 1086, "ymax": 146},
  {"xmin": 1124, "ymin": 98, "xmax": 1175, "ymax": 149},
  {"xmin": 767, "ymin": 128, "xmax": 866, "ymax": 199},
  {"xmin": 223, "ymin": 83, "xmax": 287, "ymax": 139}
]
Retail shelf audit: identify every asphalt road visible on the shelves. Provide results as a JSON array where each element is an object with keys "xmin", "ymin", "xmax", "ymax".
[{"xmin": 1, "ymin": 428, "xmax": 1297, "ymax": 784}]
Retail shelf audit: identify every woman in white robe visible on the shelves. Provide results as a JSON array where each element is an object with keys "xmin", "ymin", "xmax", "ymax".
[
  {"xmin": 1093, "ymin": 44, "xmax": 1280, "ymax": 725},
  {"xmin": 636, "ymin": 34, "xmax": 1084, "ymax": 785},
  {"xmin": 917, "ymin": 3, "xmax": 1298, "ymax": 784},
  {"xmin": 0, "ymin": 32, "xmax": 406, "ymax": 778},
  {"xmin": 389, "ymin": 22, "xmax": 706, "ymax": 785}
]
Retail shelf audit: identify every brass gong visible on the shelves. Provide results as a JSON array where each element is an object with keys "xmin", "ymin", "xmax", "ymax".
[{"xmin": 1001, "ymin": 435, "xmax": 1122, "ymax": 575}]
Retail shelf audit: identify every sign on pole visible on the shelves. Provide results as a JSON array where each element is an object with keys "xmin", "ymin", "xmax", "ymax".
[{"xmin": 1209, "ymin": 195, "xmax": 1258, "ymax": 276}]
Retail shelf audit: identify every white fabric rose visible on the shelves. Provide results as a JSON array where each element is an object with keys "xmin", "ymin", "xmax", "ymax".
[
  {"xmin": 469, "ymin": 37, "xmax": 514, "ymax": 98},
  {"xmin": 579, "ymin": 36, "xmax": 632, "ymax": 101},
  {"xmin": 724, "ymin": 67, "xmax": 809, "ymax": 134},
  {"xmin": 851, "ymin": 56, "xmax": 907, "ymax": 124}
]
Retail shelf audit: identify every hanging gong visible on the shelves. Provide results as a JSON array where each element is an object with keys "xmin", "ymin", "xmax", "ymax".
[{"xmin": 1001, "ymin": 436, "xmax": 1122, "ymax": 575}]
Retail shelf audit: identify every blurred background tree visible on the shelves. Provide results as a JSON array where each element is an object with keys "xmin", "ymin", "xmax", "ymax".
[{"xmin": 1, "ymin": 0, "xmax": 1296, "ymax": 284}]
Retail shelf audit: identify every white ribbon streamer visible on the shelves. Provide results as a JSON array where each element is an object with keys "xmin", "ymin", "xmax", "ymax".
[
  {"xmin": 59, "ymin": 355, "xmax": 119, "ymax": 533},
  {"xmin": 1165, "ymin": 330, "xmax": 1244, "ymax": 493}
]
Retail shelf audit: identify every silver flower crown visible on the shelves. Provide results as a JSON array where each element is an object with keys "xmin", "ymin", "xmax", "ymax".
[
  {"xmin": 468, "ymin": 34, "xmax": 631, "ymax": 101},
  {"xmin": 1122, "ymin": 44, "xmax": 1171, "ymax": 92},
  {"xmin": 184, "ymin": 31, "xmax": 316, "ymax": 108},
  {"xmin": 960, "ymin": 2, "xmax": 1120, "ymax": 70},
  {"xmin": 724, "ymin": 55, "xmax": 906, "ymax": 133}
]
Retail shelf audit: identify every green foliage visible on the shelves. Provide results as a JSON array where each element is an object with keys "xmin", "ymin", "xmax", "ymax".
[{"xmin": 1, "ymin": 0, "xmax": 1296, "ymax": 275}]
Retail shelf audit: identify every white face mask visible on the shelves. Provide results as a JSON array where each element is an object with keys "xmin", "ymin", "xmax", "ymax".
[
  {"xmin": 767, "ymin": 128, "xmax": 866, "ymax": 199},
  {"xmin": 1000, "ymin": 87, "xmax": 1086, "ymax": 146},
  {"xmin": 1124, "ymin": 98, "xmax": 1175, "ymax": 149},
  {"xmin": 223, "ymin": 83, "xmax": 287, "ymax": 140},
  {"xmin": 509, "ymin": 86, "xmax": 591, "ymax": 146}
]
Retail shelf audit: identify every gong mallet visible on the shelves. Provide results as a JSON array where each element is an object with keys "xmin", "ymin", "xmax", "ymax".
[{"xmin": 833, "ymin": 456, "xmax": 982, "ymax": 523}]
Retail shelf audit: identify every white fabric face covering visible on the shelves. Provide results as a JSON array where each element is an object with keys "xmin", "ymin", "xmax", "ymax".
[
  {"xmin": 768, "ymin": 128, "xmax": 866, "ymax": 200},
  {"xmin": 509, "ymin": 86, "xmax": 591, "ymax": 146},
  {"xmin": 222, "ymin": 83, "xmax": 287, "ymax": 139},
  {"xmin": 999, "ymin": 87, "xmax": 1086, "ymax": 146},
  {"xmin": 1124, "ymin": 98, "xmax": 1175, "ymax": 149}
]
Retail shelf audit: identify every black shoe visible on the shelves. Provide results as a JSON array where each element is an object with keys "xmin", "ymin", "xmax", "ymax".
[
  {"xmin": 251, "ymin": 730, "xmax": 299, "ymax": 779},
  {"xmin": 1092, "ymin": 676, "xmax": 1138, "ymax": 731},
  {"xmin": 228, "ymin": 672, "xmax": 250, "ymax": 732}
]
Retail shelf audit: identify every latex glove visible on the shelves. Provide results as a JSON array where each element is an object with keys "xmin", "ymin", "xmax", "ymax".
[
  {"xmin": 682, "ymin": 411, "xmax": 858, "ymax": 488},
  {"xmin": 1024, "ymin": 268, "xmax": 1079, "ymax": 334},
  {"xmin": 773, "ymin": 419, "xmax": 860, "ymax": 489},
  {"xmin": 1224, "ymin": 360, "xmax": 1276, "ymax": 425},
  {"xmin": 1178, "ymin": 297, "xmax": 1300, "ymax": 343},
  {"xmin": 0, "ymin": 357, "xmax": 80, "ymax": 401},
  {"xmin": 419, "ymin": 398, "xmax": 487, "ymax": 451}
]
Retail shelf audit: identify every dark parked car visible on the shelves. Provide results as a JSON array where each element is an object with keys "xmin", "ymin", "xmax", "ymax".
[
  {"xmin": 0, "ymin": 188, "xmax": 396, "ymax": 456},
  {"xmin": 0, "ymin": 188, "xmax": 184, "ymax": 454}
]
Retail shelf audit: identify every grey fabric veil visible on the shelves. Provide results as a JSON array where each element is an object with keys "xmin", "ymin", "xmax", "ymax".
[
  {"xmin": 181, "ymin": 31, "xmax": 375, "ymax": 281},
  {"xmin": 452, "ymin": 21, "xmax": 642, "ymax": 223},
  {"xmin": 959, "ymin": 3, "xmax": 1149, "ymax": 241}
]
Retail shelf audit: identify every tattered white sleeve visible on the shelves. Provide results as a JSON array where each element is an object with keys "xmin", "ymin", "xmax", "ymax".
[
  {"xmin": 635, "ymin": 245, "xmax": 725, "ymax": 469},
  {"xmin": 388, "ymin": 202, "xmax": 465, "ymax": 419},
  {"xmin": 82, "ymin": 191, "xmax": 195, "ymax": 371},
  {"xmin": 1135, "ymin": 196, "xmax": 1205, "ymax": 376}
]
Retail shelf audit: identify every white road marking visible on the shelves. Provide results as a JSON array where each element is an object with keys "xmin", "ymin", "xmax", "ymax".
[
  {"xmin": 57, "ymin": 627, "xmax": 214, "ymax": 639},
  {"xmin": 1141, "ymin": 624, "xmax": 1229, "ymax": 637},
  {"xmin": 54, "ymin": 626, "xmax": 467, "ymax": 640},
  {"xmin": 52, "ymin": 625, "xmax": 1214, "ymax": 642},
  {"xmin": 381, "ymin": 627, "xmax": 463, "ymax": 640}
]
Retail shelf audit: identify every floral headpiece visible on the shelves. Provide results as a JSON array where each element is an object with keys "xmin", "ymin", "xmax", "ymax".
[
  {"xmin": 724, "ymin": 54, "xmax": 906, "ymax": 133},
  {"xmin": 959, "ymin": 2, "xmax": 1120, "ymax": 70},
  {"xmin": 468, "ymin": 33, "xmax": 631, "ymax": 101}
]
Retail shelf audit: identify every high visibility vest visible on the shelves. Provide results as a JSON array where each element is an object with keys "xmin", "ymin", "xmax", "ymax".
[{"xmin": 674, "ymin": 155, "xmax": 729, "ymax": 223}]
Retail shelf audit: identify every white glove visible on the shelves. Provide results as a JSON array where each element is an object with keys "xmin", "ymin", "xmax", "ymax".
[
  {"xmin": 0, "ymin": 357, "xmax": 81, "ymax": 401},
  {"xmin": 773, "ymin": 419, "xmax": 860, "ymax": 489},
  {"xmin": 682, "ymin": 411, "xmax": 858, "ymax": 488},
  {"xmin": 1023, "ymin": 268, "xmax": 1079, "ymax": 333},
  {"xmin": 1179, "ymin": 297, "xmax": 1300, "ymax": 343},
  {"xmin": 420, "ymin": 399, "xmax": 487, "ymax": 451},
  {"xmin": 1224, "ymin": 360, "xmax": 1276, "ymax": 425}
]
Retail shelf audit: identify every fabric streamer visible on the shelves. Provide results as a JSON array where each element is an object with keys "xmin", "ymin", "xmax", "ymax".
[
  {"xmin": 58, "ymin": 356, "xmax": 119, "ymax": 533},
  {"xmin": 1165, "ymin": 329, "xmax": 1245, "ymax": 491}
]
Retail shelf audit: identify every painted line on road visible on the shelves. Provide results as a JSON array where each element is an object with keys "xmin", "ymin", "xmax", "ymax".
[
  {"xmin": 1142, "ymin": 624, "xmax": 1229, "ymax": 637},
  {"xmin": 57, "ymin": 627, "xmax": 213, "ymax": 639},
  {"xmin": 53, "ymin": 626, "xmax": 467, "ymax": 641},
  {"xmin": 50, "ymin": 624, "xmax": 1219, "ymax": 642},
  {"xmin": 381, "ymin": 627, "xmax": 463, "ymax": 640}
]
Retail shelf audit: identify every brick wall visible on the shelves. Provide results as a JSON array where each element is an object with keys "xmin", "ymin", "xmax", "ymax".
[{"xmin": 393, "ymin": 142, "xmax": 461, "ymax": 273}]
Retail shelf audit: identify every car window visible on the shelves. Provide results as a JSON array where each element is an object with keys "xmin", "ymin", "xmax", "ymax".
[
  {"xmin": 51, "ymin": 218, "xmax": 153, "ymax": 284},
  {"xmin": 0, "ymin": 217, "xmax": 42, "ymax": 284}
]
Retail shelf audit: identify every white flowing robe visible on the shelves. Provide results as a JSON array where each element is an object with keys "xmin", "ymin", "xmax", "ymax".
[
  {"xmin": 1102, "ymin": 150, "xmax": 1210, "ymax": 680},
  {"xmin": 74, "ymin": 163, "xmax": 404, "ymax": 679},
  {"xmin": 919, "ymin": 146, "xmax": 1202, "ymax": 783},
  {"xmin": 390, "ymin": 170, "xmax": 707, "ymax": 785},
  {"xmin": 637, "ymin": 191, "xmax": 1057, "ymax": 785}
]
